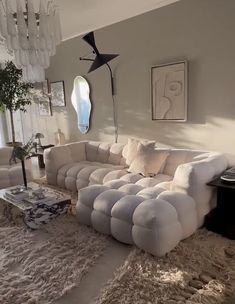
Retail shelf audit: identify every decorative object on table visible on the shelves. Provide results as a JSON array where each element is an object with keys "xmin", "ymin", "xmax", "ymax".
[
  {"xmin": 55, "ymin": 128, "xmax": 66, "ymax": 145},
  {"xmin": 151, "ymin": 61, "xmax": 188, "ymax": 121},
  {"xmin": 10, "ymin": 136, "xmax": 35, "ymax": 188},
  {"xmin": 0, "ymin": 61, "xmax": 33, "ymax": 145},
  {"xmin": 220, "ymin": 167, "xmax": 235, "ymax": 183},
  {"xmin": 80, "ymin": 31, "xmax": 119, "ymax": 142},
  {"xmin": 34, "ymin": 132, "xmax": 44, "ymax": 151},
  {"xmin": 71, "ymin": 76, "xmax": 91, "ymax": 134},
  {"xmin": 50, "ymin": 80, "xmax": 66, "ymax": 107},
  {"xmin": 0, "ymin": 0, "xmax": 62, "ymax": 82}
]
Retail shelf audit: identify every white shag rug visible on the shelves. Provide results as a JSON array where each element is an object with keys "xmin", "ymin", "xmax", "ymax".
[
  {"xmin": 0, "ymin": 214, "xmax": 107, "ymax": 304},
  {"xmin": 96, "ymin": 229, "xmax": 235, "ymax": 304}
]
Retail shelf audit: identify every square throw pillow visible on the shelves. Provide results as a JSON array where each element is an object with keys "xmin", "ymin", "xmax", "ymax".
[
  {"xmin": 128, "ymin": 143, "xmax": 170, "ymax": 177},
  {"xmin": 126, "ymin": 138, "xmax": 155, "ymax": 166}
]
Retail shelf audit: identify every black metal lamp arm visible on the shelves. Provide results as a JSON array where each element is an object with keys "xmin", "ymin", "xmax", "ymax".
[
  {"xmin": 105, "ymin": 62, "xmax": 114, "ymax": 96},
  {"xmin": 79, "ymin": 57, "xmax": 94, "ymax": 62},
  {"xmin": 80, "ymin": 57, "xmax": 115, "ymax": 96}
]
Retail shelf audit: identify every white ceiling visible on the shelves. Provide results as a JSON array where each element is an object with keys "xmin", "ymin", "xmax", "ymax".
[
  {"xmin": 0, "ymin": 0, "xmax": 180, "ymax": 61},
  {"xmin": 59, "ymin": 0, "xmax": 180, "ymax": 41}
]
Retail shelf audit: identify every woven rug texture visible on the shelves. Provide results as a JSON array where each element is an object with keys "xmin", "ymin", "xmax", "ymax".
[
  {"xmin": 0, "ymin": 214, "xmax": 107, "ymax": 304},
  {"xmin": 96, "ymin": 229, "xmax": 235, "ymax": 304}
]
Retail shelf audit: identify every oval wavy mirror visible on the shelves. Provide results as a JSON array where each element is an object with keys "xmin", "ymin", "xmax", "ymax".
[{"xmin": 71, "ymin": 76, "xmax": 91, "ymax": 134}]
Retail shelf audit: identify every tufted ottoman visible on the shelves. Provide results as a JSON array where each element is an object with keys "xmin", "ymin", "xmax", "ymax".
[
  {"xmin": 76, "ymin": 180, "xmax": 198, "ymax": 256},
  {"xmin": 0, "ymin": 166, "xmax": 32, "ymax": 189}
]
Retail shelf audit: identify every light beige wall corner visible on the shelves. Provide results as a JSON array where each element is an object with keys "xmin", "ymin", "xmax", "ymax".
[{"xmin": 23, "ymin": 0, "xmax": 235, "ymax": 163}]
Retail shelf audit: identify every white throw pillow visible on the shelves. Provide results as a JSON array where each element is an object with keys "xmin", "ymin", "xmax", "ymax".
[
  {"xmin": 126, "ymin": 138, "xmax": 155, "ymax": 166},
  {"xmin": 128, "ymin": 143, "xmax": 170, "ymax": 177}
]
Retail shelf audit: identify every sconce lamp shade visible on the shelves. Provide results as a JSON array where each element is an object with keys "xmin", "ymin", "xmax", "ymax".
[
  {"xmin": 82, "ymin": 32, "xmax": 119, "ymax": 73},
  {"xmin": 82, "ymin": 32, "xmax": 99, "ymax": 54},
  {"xmin": 88, "ymin": 53, "xmax": 119, "ymax": 73}
]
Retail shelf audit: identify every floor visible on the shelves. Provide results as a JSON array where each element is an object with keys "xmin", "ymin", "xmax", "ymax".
[
  {"xmin": 30, "ymin": 159, "xmax": 235, "ymax": 304},
  {"xmin": 30, "ymin": 157, "xmax": 132, "ymax": 304},
  {"xmin": 55, "ymin": 240, "xmax": 132, "ymax": 304}
]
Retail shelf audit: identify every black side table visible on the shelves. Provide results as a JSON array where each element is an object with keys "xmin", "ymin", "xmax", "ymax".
[
  {"xmin": 31, "ymin": 144, "xmax": 55, "ymax": 169},
  {"xmin": 205, "ymin": 176, "xmax": 235, "ymax": 239}
]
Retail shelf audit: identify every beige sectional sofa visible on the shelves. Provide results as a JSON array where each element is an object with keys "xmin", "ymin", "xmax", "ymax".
[
  {"xmin": 0, "ymin": 147, "xmax": 32, "ymax": 189},
  {"xmin": 44, "ymin": 140, "xmax": 228, "ymax": 256}
]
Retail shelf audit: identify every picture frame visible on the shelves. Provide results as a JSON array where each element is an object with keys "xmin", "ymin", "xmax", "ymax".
[
  {"xmin": 38, "ymin": 79, "xmax": 52, "ymax": 116},
  {"xmin": 33, "ymin": 79, "xmax": 52, "ymax": 116},
  {"xmin": 151, "ymin": 61, "xmax": 188, "ymax": 121},
  {"xmin": 50, "ymin": 80, "xmax": 66, "ymax": 107}
]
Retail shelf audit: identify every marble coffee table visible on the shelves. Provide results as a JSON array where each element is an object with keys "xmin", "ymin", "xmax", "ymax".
[{"xmin": 0, "ymin": 182, "xmax": 71, "ymax": 229}]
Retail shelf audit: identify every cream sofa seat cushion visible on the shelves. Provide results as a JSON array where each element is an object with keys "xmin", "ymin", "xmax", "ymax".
[
  {"xmin": 104, "ymin": 173, "xmax": 172, "ymax": 191},
  {"xmin": 77, "ymin": 184, "xmax": 197, "ymax": 256},
  {"xmin": 57, "ymin": 161, "xmax": 125, "ymax": 192},
  {"xmin": 89, "ymin": 166, "xmax": 124, "ymax": 185},
  {"xmin": 111, "ymin": 195, "xmax": 145, "ymax": 222},
  {"xmin": 135, "ymin": 174, "xmax": 172, "ymax": 187},
  {"xmin": 128, "ymin": 144, "xmax": 169, "ymax": 177},
  {"xmin": 93, "ymin": 190, "xmax": 125, "ymax": 215},
  {"xmin": 137, "ymin": 186, "xmax": 167, "ymax": 199}
]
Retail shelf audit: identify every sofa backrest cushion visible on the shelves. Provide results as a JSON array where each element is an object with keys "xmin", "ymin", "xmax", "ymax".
[
  {"xmin": 163, "ymin": 149, "xmax": 205, "ymax": 176},
  {"xmin": 108, "ymin": 143, "xmax": 126, "ymax": 165},
  {"xmin": 84, "ymin": 143, "xmax": 207, "ymax": 172},
  {"xmin": 85, "ymin": 142, "xmax": 126, "ymax": 165},
  {"xmin": 67, "ymin": 142, "xmax": 86, "ymax": 163}
]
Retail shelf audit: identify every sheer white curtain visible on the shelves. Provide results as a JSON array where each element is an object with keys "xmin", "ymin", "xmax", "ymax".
[{"xmin": 0, "ymin": 112, "xmax": 7, "ymax": 146}]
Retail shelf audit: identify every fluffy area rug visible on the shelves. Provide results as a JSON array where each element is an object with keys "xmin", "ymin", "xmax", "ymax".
[
  {"xmin": 96, "ymin": 229, "xmax": 235, "ymax": 304},
  {"xmin": 0, "ymin": 214, "xmax": 107, "ymax": 304}
]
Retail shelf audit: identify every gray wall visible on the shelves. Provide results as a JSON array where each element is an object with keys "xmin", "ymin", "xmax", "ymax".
[{"xmin": 25, "ymin": 0, "xmax": 235, "ymax": 162}]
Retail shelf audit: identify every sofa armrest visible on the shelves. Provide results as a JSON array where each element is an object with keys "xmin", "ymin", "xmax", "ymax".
[
  {"xmin": 0, "ymin": 147, "xmax": 13, "ymax": 166},
  {"xmin": 44, "ymin": 141, "xmax": 86, "ymax": 185},
  {"xmin": 171, "ymin": 153, "xmax": 228, "ymax": 224}
]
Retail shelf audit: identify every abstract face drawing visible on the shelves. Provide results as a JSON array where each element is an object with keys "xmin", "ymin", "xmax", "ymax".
[{"xmin": 152, "ymin": 62, "xmax": 187, "ymax": 121}]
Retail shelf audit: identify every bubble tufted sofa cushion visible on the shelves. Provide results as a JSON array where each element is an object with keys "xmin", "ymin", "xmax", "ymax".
[
  {"xmin": 45, "ymin": 141, "xmax": 128, "ymax": 192},
  {"xmin": 44, "ymin": 140, "xmax": 228, "ymax": 256}
]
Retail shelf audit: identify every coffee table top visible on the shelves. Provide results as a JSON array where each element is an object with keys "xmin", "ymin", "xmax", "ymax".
[{"xmin": 0, "ymin": 182, "xmax": 71, "ymax": 212}]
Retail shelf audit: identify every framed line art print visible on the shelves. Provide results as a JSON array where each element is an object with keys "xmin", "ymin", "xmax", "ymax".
[
  {"xmin": 50, "ymin": 80, "xmax": 66, "ymax": 107},
  {"xmin": 33, "ymin": 79, "xmax": 52, "ymax": 116},
  {"xmin": 151, "ymin": 61, "xmax": 188, "ymax": 121}
]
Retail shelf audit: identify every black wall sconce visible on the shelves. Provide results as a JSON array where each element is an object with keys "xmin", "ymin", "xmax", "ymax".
[{"xmin": 80, "ymin": 31, "xmax": 119, "ymax": 142}]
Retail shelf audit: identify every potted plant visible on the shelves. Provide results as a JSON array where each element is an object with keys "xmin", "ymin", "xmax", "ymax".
[
  {"xmin": 10, "ymin": 136, "xmax": 35, "ymax": 188},
  {"xmin": 0, "ymin": 61, "xmax": 33, "ymax": 146}
]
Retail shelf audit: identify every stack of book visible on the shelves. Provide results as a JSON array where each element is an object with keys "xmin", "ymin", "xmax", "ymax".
[
  {"xmin": 24, "ymin": 194, "xmax": 57, "ymax": 205},
  {"xmin": 4, "ymin": 185, "xmax": 70, "ymax": 207},
  {"xmin": 4, "ymin": 187, "xmax": 29, "ymax": 202}
]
